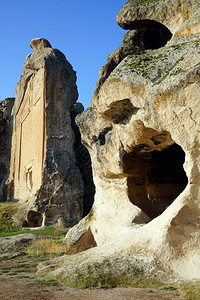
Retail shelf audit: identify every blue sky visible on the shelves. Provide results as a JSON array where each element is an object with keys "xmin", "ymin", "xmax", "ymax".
[{"xmin": 0, "ymin": 0, "xmax": 126, "ymax": 108}]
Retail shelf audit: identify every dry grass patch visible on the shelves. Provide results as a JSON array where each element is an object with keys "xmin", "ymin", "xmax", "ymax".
[{"xmin": 27, "ymin": 238, "xmax": 68, "ymax": 256}]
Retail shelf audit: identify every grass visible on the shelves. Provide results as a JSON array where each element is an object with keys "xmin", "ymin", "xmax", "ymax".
[
  {"xmin": 179, "ymin": 282, "xmax": 200, "ymax": 300},
  {"xmin": 16, "ymin": 275, "xmax": 32, "ymax": 279},
  {"xmin": 161, "ymin": 286, "xmax": 177, "ymax": 291},
  {"xmin": 15, "ymin": 264, "xmax": 29, "ymax": 268},
  {"xmin": 34, "ymin": 279, "xmax": 57, "ymax": 286},
  {"xmin": 0, "ymin": 202, "xmax": 21, "ymax": 233},
  {"xmin": 27, "ymin": 238, "xmax": 68, "ymax": 256}
]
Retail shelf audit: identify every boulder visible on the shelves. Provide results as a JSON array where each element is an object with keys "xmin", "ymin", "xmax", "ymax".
[
  {"xmin": 0, "ymin": 233, "xmax": 37, "ymax": 260},
  {"xmin": 8, "ymin": 38, "xmax": 84, "ymax": 227},
  {"xmin": 38, "ymin": 0, "xmax": 200, "ymax": 286}
]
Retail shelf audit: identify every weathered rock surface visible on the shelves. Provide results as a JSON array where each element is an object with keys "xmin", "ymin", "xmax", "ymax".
[
  {"xmin": 0, "ymin": 98, "xmax": 15, "ymax": 202},
  {"xmin": 38, "ymin": 241, "xmax": 172, "ymax": 288},
  {"xmin": 70, "ymin": 103, "xmax": 95, "ymax": 216},
  {"xmin": 0, "ymin": 233, "xmax": 37, "ymax": 260},
  {"xmin": 37, "ymin": 0, "xmax": 200, "ymax": 287},
  {"xmin": 8, "ymin": 38, "xmax": 83, "ymax": 227}
]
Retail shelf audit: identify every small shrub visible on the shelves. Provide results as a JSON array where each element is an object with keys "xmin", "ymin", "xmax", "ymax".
[{"xmin": 0, "ymin": 202, "xmax": 21, "ymax": 232}]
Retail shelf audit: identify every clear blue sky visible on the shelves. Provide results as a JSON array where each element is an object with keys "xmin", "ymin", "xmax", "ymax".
[{"xmin": 0, "ymin": 0, "xmax": 126, "ymax": 109}]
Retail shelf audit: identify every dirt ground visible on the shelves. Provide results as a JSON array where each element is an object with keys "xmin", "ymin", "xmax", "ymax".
[{"xmin": 0, "ymin": 256, "xmax": 185, "ymax": 300}]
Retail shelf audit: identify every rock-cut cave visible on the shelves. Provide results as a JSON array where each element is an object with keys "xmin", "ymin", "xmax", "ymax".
[{"xmin": 124, "ymin": 143, "xmax": 188, "ymax": 219}]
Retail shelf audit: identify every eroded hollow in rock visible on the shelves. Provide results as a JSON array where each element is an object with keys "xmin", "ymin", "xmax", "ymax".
[
  {"xmin": 27, "ymin": 210, "xmax": 43, "ymax": 227},
  {"xmin": 101, "ymin": 99, "xmax": 140, "ymax": 124},
  {"xmin": 128, "ymin": 20, "xmax": 172, "ymax": 50},
  {"xmin": 124, "ymin": 143, "xmax": 188, "ymax": 219}
]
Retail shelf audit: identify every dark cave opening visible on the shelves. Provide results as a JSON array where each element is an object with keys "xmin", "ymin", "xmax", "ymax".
[
  {"xmin": 128, "ymin": 19, "xmax": 172, "ymax": 50},
  {"xmin": 26, "ymin": 210, "xmax": 43, "ymax": 227},
  {"xmin": 143, "ymin": 28, "xmax": 171, "ymax": 50},
  {"xmin": 124, "ymin": 144, "xmax": 188, "ymax": 219}
]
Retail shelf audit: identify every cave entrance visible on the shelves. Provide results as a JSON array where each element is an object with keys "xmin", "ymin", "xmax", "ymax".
[
  {"xmin": 129, "ymin": 20, "xmax": 172, "ymax": 50},
  {"xmin": 27, "ymin": 210, "xmax": 43, "ymax": 227},
  {"xmin": 124, "ymin": 143, "xmax": 188, "ymax": 219}
]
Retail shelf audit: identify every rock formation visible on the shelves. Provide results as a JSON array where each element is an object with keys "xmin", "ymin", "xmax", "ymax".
[
  {"xmin": 38, "ymin": 0, "xmax": 200, "ymax": 286},
  {"xmin": 0, "ymin": 98, "xmax": 15, "ymax": 202},
  {"xmin": 8, "ymin": 38, "xmax": 84, "ymax": 228}
]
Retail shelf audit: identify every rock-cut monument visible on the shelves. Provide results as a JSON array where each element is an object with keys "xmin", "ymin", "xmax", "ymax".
[{"xmin": 8, "ymin": 38, "xmax": 83, "ymax": 227}]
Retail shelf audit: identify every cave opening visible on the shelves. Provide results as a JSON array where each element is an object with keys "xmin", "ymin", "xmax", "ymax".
[
  {"xmin": 124, "ymin": 143, "xmax": 188, "ymax": 219},
  {"xmin": 26, "ymin": 210, "xmax": 43, "ymax": 227},
  {"xmin": 128, "ymin": 19, "xmax": 172, "ymax": 50},
  {"xmin": 143, "ymin": 28, "xmax": 171, "ymax": 49}
]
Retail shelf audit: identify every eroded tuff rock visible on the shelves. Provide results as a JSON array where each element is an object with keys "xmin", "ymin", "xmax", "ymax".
[
  {"xmin": 0, "ymin": 98, "xmax": 15, "ymax": 201},
  {"xmin": 8, "ymin": 38, "xmax": 83, "ymax": 227},
  {"xmin": 38, "ymin": 0, "xmax": 200, "ymax": 287},
  {"xmin": 0, "ymin": 233, "xmax": 38, "ymax": 260},
  {"xmin": 70, "ymin": 103, "xmax": 95, "ymax": 217}
]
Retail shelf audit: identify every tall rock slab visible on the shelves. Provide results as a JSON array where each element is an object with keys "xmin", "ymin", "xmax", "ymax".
[
  {"xmin": 38, "ymin": 0, "xmax": 200, "ymax": 287},
  {"xmin": 0, "ymin": 98, "xmax": 15, "ymax": 201},
  {"xmin": 8, "ymin": 38, "xmax": 83, "ymax": 227}
]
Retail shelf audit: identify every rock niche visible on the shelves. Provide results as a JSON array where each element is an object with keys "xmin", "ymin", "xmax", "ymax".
[
  {"xmin": 8, "ymin": 38, "xmax": 84, "ymax": 227},
  {"xmin": 38, "ymin": 0, "xmax": 200, "ymax": 287}
]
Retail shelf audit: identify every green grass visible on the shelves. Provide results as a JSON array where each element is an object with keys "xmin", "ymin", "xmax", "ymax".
[
  {"xmin": 161, "ymin": 286, "xmax": 177, "ymax": 291},
  {"xmin": 0, "ymin": 226, "xmax": 67, "ymax": 238},
  {"xmin": 34, "ymin": 279, "xmax": 57, "ymax": 286},
  {"xmin": 12, "ymin": 269, "xmax": 29, "ymax": 273},
  {"xmin": 2, "ymin": 270, "xmax": 9, "ymax": 273},
  {"xmin": 15, "ymin": 264, "xmax": 29, "ymax": 268},
  {"xmin": 16, "ymin": 275, "xmax": 32, "ymax": 279},
  {"xmin": 1, "ymin": 267, "xmax": 12, "ymax": 270}
]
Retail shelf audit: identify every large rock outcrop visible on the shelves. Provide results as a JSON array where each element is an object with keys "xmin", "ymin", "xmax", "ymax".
[
  {"xmin": 8, "ymin": 38, "xmax": 84, "ymax": 227},
  {"xmin": 0, "ymin": 98, "xmax": 15, "ymax": 201},
  {"xmin": 38, "ymin": 0, "xmax": 200, "ymax": 286}
]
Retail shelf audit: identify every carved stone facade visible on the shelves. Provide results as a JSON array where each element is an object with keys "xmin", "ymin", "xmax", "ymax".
[{"xmin": 8, "ymin": 38, "xmax": 83, "ymax": 227}]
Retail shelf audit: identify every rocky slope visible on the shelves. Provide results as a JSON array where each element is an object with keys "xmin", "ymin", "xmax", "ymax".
[{"xmin": 38, "ymin": 0, "xmax": 200, "ymax": 286}]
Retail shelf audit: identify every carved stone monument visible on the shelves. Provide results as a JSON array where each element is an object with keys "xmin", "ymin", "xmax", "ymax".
[{"xmin": 8, "ymin": 38, "xmax": 83, "ymax": 227}]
